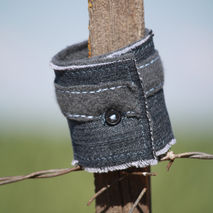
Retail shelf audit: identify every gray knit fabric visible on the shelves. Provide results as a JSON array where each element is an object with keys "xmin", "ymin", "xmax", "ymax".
[{"xmin": 51, "ymin": 29, "xmax": 175, "ymax": 173}]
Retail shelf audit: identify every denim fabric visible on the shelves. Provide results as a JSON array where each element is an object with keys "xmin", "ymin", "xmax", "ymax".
[{"xmin": 51, "ymin": 29, "xmax": 175, "ymax": 173}]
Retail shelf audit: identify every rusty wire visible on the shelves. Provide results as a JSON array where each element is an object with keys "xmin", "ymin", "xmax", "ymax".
[
  {"xmin": 0, "ymin": 166, "xmax": 82, "ymax": 186},
  {"xmin": 159, "ymin": 151, "xmax": 213, "ymax": 170},
  {"xmin": 129, "ymin": 188, "xmax": 147, "ymax": 213},
  {"xmin": 0, "ymin": 151, "xmax": 213, "ymax": 186}
]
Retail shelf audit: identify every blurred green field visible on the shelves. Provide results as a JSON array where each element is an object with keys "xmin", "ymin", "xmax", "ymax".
[{"xmin": 0, "ymin": 130, "xmax": 213, "ymax": 213}]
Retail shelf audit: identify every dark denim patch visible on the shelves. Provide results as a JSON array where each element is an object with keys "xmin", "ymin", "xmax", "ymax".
[{"xmin": 51, "ymin": 29, "xmax": 175, "ymax": 173}]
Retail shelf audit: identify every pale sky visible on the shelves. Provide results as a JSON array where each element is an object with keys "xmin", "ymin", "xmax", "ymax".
[{"xmin": 0, "ymin": 0, "xmax": 213, "ymax": 132}]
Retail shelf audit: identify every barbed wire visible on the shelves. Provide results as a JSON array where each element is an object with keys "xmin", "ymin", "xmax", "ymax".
[
  {"xmin": 0, "ymin": 166, "xmax": 82, "ymax": 186},
  {"xmin": 0, "ymin": 151, "xmax": 213, "ymax": 186},
  {"xmin": 129, "ymin": 188, "xmax": 147, "ymax": 213},
  {"xmin": 159, "ymin": 151, "xmax": 213, "ymax": 170}
]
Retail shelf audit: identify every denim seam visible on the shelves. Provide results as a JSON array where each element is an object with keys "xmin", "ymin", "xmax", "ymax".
[
  {"xmin": 138, "ymin": 56, "xmax": 160, "ymax": 69},
  {"xmin": 145, "ymin": 83, "xmax": 164, "ymax": 96},
  {"xmin": 51, "ymin": 40, "xmax": 153, "ymax": 72},
  {"xmin": 135, "ymin": 60, "xmax": 157, "ymax": 159},
  {"xmin": 56, "ymin": 85, "xmax": 128, "ymax": 94},
  {"xmin": 127, "ymin": 59, "xmax": 154, "ymax": 159},
  {"xmin": 51, "ymin": 58, "xmax": 132, "ymax": 72},
  {"xmin": 66, "ymin": 113, "xmax": 100, "ymax": 119},
  {"xmin": 66, "ymin": 111, "xmax": 138, "ymax": 120},
  {"xmin": 126, "ymin": 111, "xmax": 137, "ymax": 115}
]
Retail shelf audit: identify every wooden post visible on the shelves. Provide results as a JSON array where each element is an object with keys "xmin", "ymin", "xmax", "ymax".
[
  {"xmin": 88, "ymin": 0, "xmax": 151, "ymax": 212},
  {"xmin": 88, "ymin": 0, "xmax": 145, "ymax": 57}
]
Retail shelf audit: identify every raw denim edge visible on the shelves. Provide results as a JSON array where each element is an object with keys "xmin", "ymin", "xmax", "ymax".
[{"xmin": 71, "ymin": 138, "xmax": 176, "ymax": 173}]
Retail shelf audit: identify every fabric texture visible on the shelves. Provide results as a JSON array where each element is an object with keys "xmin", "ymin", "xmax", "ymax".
[{"xmin": 51, "ymin": 29, "xmax": 175, "ymax": 173}]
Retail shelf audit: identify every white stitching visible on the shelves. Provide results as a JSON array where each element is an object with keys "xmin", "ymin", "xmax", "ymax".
[
  {"xmin": 138, "ymin": 56, "xmax": 160, "ymax": 69},
  {"xmin": 126, "ymin": 111, "xmax": 137, "ymax": 115},
  {"xmin": 50, "ymin": 59, "xmax": 131, "ymax": 71},
  {"xmin": 50, "ymin": 32, "xmax": 153, "ymax": 71},
  {"xmin": 145, "ymin": 83, "xmax": 164, "ymax": 96},
  {"xmin": 66, "ymin": 114, "xmax": 100, "ymax": 119},
  {"xmin": 66, "ymin": 111, "xmax": 138, "ymax": 120},
  {"xmin": 135, "ymin": 60, "xmax": 157, "ymax": 159},
  {"xmin": 57, "ymin": 85, "xmax": 127, "ymax": 94}
]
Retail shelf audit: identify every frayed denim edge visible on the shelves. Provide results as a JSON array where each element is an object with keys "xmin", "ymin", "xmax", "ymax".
[
  {"xmin": 71, "ymin": 138, "xmax": 176, "ymax": 173},
  {"xmin": 72, "ymin": 159, "xmax": 158, "ymax": 173},
  {"xmin": 155, "ymin": 139, "xmax": 176, "ymax": 156}
]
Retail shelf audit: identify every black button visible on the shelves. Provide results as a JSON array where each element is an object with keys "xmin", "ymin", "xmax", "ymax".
[{"xmin": 105, "ymin": 109, "xmax": 121, "ymax": 126}]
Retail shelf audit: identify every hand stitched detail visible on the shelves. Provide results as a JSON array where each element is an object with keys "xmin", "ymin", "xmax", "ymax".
[
  {"xmin": 126, "ymin": 111, "xmax": 137, "ymax": 114},
  {"xmin": 145, "ymin": 83, "xmax": 164, "ymax": 96},
  {"xmin": 56, "ymin": 85, "xmax": 128, "ymax": 95},
  {"xmin": 66, "ymin": 114, "xmax": 100, "ymax": 119},
  {"xmin": 66, "ymin": 111, "xmax": 138, "ymax": 120},
  {"xmin": 136, "ymin": 64, "xmax": 157, "ymax": 159},
  {"xmin": 138, "ymin": 56, "xmax": 160, "ymax": 69},
  {"xmin": 51, "ymin": 58, "xmax": 132, "ymax": 71}
]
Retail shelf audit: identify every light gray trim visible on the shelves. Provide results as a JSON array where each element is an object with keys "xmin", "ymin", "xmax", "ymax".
[
  {"xmin": 72, "ymin": 159, "xmax": 158, "ymax": 173},
  {"xmin": 156, "ymin": 139, "xmax": 176, "ymax": 156},
  {"xmin": 50, "ymin": 29, "xmax": 152, "ymax": 71}
]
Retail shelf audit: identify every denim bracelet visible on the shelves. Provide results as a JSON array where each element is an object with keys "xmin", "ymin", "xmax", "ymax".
[{"xmin": 51, "ymin": 29, "xmax": 176, "ymax": 173}]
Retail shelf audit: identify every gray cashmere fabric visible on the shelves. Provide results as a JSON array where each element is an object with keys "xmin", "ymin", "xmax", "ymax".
[{"xmin": 51, "ymin": 29, "xmax": 175, "ymax": 173}]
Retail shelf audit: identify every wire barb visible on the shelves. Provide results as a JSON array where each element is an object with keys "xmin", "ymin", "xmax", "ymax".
[
  {"xmin": 87, "ymin": 175, "xmax": 127, "ymax": 206},
  {"xmin": 129, "ymin": 188, "xmax": 147, "ymax": 213},
  {"xmin": 159, "ymin": 151, "xmax": 213, "ymax": 170},
  {"xmin": 121, "ymin": 171, "xmax": 157, "ymax": 176},
  {"xmin": 0, "ymin": 150, "xmax": 213, "ymax": 186}
]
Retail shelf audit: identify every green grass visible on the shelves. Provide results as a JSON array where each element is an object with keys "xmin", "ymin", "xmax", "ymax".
[{"xmin": 0, "ymin": 131, "xmax": 213, "ymax": 213}]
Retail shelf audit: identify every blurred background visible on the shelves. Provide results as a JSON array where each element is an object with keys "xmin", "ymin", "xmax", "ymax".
[{"xmin": 0, "ymin": 0, "xmax": 213, "ymax": 212}]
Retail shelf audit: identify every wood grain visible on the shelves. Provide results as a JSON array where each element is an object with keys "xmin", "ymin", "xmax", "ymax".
[
  {"xmin": 88, "ymin": 0, "xmax": 151, "ymax": 212},
  {"xmin": 88, "ymin": 0, "xmax": 145, "ymax": 56}
]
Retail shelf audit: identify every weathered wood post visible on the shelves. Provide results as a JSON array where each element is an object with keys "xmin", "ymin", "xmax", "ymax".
[{"xmin": 88, "ymin": 0, "xmax": 151, "ymax": 212}]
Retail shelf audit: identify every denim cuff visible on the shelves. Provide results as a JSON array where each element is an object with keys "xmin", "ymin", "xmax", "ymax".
[{"xmin": 51, "ymin": 29, "xmax": 175, "ymax": 173}]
